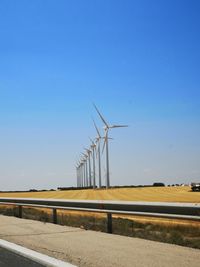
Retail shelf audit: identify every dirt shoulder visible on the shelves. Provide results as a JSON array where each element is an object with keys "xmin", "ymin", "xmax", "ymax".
[{"xmin": 0, "ymin": 215, "xmax": 199, "ymax": 267}]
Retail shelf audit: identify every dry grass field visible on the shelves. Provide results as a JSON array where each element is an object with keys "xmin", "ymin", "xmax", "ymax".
[{"xmin": 0, "ymin": 186, "xmax": 199, "ymax": 203}]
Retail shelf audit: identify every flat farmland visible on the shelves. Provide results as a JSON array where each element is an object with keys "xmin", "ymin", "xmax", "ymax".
[{"xmin": 0, "ymin": 186, "xmax": 199, "ymax": 203}]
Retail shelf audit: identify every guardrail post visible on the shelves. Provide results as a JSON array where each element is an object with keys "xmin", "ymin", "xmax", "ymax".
[
  {"xmin": 53, "ymin": 208, "xmax": 57, "ymax": 224},
  {"xmin": 107, "ymin": 213, "xmax": 112, "ymax": 234},
  {"xmin": 18, "ymin": 206, "xmax": 23, "ymax": 218}
]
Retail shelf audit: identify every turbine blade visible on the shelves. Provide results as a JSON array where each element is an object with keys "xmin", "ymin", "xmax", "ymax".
[
  {"xmin": 102, "ymin": 130, "xmax": 108, "ymax": 154},
  {"xmin": 93, "ymin": 118, "xmax": 101, "ymax": 137},
  {"xmin": 93, "ymin": 104, "xmax": 109, "ymax": 128},
  {"xmin": 111, "ymin": 125, "xmax": 128, "ymax": 128},
  {"xmin": 96, "ymin": 144, "xmax": 98, "ymax": 158},
  {"xmin": 94, "ymin": 138, "xmax": 99, "ymax": 155},
  {"xmin": 102, "ymin": 139, "xmax": 106, "ymax": 154},
  {"xmin": 89, "ymin": 137, "xmax": 95, "ymax": 146}
]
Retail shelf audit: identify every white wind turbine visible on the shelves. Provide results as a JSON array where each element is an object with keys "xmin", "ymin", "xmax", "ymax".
[
  {"xmin": 89, "ymin": 137, "xmax": 97, "ymax": 189},
  {"xmin": 78, "ymin": 160, "xmax": 84, "ymax": 187},
  {"xmin": 82, "ymin": 152, "xmax": 89, "ymax": 187},
  {"xmin": 94, "ymin": 104, "xmax": 128, "ymax": 189},
  {"xmin": 75, "ymin": 164, "xmax": 79, "ymax": 187},
  {"xmin": 80, "ymin": 155, "xmax": 87, "ymax": 187},
  {"xmin": 93, "ymin": 119, "xmax": 102, "ymax": 188},
  {"xmin": 76, "ymin": 157, "xmax": 83, "ymax": 188},
  {"xmin": 77, "ymin": 164, "xmax": 81, "ymax": 187},
  {"xmin": 84, "ymin": 147, "xmax": 92, "ymax": 187}
]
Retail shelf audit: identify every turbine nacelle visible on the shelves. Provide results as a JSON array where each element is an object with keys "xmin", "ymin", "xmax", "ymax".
[
  {"xmin": 84, "ymin": 147, "xmax": 92, "ymax": 155},
  {"xmin": 89, "ymin": 137, "xmax": 97, "ymax": 150},
  {"xmin": 81, "ymin": 152, "xmax": 88, "ymax": 159}
]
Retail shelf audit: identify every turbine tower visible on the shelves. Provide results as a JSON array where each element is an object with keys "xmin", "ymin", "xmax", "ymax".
[
  {"xmin": 80, "ymin": 155, "xmax": 86, "ymax": 187},
  {"xmin": 84, "ymin": 147, "xmax": 92, "ymax": 187},
  {"xmin": 79, "ymin": 160, "xmax": 84, "ymax": 187},
  {"xmin": 90, "ymin": 138, "xmax": 96, "ymax": 189},
  {"xmin": 94, "ymin": 104, "xmax": 128, "ymax": 189},
  {"xmin": 82, "ymin": 152, "xmax": 89, "ymax": 187},
  {"xmin": 76, "ymin": 164, "xmax": 79, "ymax": 187},
  {"xmin": 77, "ymin": 158, "xmax": 83, "ymax": 188}
]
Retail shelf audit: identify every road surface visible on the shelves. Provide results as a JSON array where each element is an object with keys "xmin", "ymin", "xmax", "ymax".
[
  {"xmin": 0, "ymin": 215, "xmax": 199, "ymax": 267},
  {"xmin": 0, "ymin": 247, "xmax": 44, "ymax": 267}
]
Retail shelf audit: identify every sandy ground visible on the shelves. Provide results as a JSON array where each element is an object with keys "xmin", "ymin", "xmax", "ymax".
[
  {"xmin": 0, "ymin": 186, "xmax": 199, "ymax": 203},
  {"xmin": 0, "ymin": 215, "xmax": 199, "ymax": 267}
]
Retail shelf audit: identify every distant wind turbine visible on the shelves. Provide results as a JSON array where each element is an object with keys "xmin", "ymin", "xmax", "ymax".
[
  {"xmin": 79, "ymin": 160, "xmax": 84, "ymax": 187},
  {"xmin": 82, "ymin": 152, "xmax": 89, "ymax": 187},
  {"xmin": 84, "ymin": 147, "xmax": 92, "ymax": 187},
  {"xmin": 94, "ymin": 104, "xmax": 128, "ymax": 189},
  {"xmin": 80, "ymin": 155, "xmax": 87, "ymax": 187},
  {"xmin": 75, "ymin": 164, "xmax": 79, "ymax": 187},
  {"xmin": 89, "ymin": 137, "xmax": 96, "ymax": 189},
  {"xmin": 93, "ymin": 119, "xmax": 102, "ymax": 188}
]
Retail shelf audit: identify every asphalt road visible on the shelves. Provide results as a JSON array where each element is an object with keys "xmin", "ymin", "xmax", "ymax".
[{"xmin": 0, "ymin": 247, "xmax": 44, "ymax": 267}]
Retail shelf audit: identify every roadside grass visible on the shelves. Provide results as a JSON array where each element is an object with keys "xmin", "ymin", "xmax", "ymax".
[{"xmin": 0, "ymin": 206, "xmax": 199, "ymax": 249}]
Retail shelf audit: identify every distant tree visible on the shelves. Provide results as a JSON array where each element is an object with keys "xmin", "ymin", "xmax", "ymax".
[{"xmin": 153, "ymin": 182, "xmax": 165, "ymax": 187}]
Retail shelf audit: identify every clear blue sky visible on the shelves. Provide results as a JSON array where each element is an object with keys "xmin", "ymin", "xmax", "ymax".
[{"xmin": 0, "ymin": 0, "xmax": 200, "ymax": 190}]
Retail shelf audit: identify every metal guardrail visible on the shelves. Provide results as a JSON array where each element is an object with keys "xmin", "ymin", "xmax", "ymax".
[{"xmin": 0, "ymin": 198, "xmax": 199, "ymax": 233}]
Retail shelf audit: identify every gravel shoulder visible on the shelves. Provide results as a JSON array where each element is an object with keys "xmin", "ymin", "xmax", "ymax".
[{"xmin": 0, "ymin": 215, "xmax": 199, "ymax": 267}]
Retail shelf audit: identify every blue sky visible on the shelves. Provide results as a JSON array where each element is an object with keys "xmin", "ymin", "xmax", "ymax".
[{"xmin": 0, "ymin": 0, "xmax": 200, "ymax": 190}]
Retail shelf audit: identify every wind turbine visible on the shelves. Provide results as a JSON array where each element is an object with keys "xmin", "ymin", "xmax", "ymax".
[
  {"xmin": 78, "ymin": 160, "xmax": 84, "ymax": 187},
  {"xmin": 78, "ymin": 164, "xmax": 82, "ymax": 188},
  {"xmin": 77, "ymin": 157, "xmax": 83, "ymax": 188},
  {"xmin": 84, "ymin": 147, "xmax": 92, "ymax": 187},
  {"xmin": 79, "ymin": 155, "xmax": 86, "ymax": 187},
  {"xmin": 89, "ymin": 137, "xmax": 96, "ymax": 189},
  {"xmin": 93, "ymin": 119, "xmax": 102, "ymax": 188},
  {"xmin": 76, "ymin": 157, "xmax": 81, "ymax": 188},
  {"xmin": 84, "ymin": 159, "xmax": 87, "ymax": 187},
  {"xmin": 94, "ymin": 104, "xmax": 128, "ymax": 189},
  {"xmin": 75, "ymin": 164, "xmax": 79, "ymax": 187},
  {"xmin": 81, "ymin": 161, "xmax": 85, "ymax": 187},
  {"xmin": 82, "ymin": 152, "xmax": 89, "ymax": 187}
]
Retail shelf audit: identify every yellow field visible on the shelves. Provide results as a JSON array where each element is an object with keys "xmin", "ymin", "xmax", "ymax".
[
  {"xmin": 0, "ymin": 186, "xmax": 199, "ymax": 227},
  {"xmin": 0, "ymin": 186, "xmax": 199, "ymax": 203}
]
